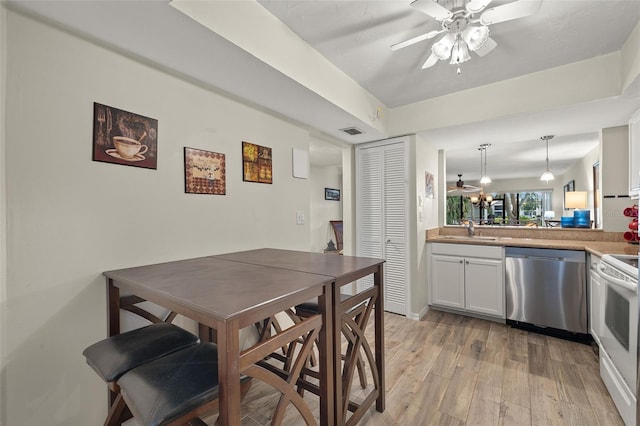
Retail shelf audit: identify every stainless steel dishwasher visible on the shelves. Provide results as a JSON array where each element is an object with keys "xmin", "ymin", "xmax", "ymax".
[{"xmin": 505, "ymin": 247, "xmax": 587, "ymax": 334}]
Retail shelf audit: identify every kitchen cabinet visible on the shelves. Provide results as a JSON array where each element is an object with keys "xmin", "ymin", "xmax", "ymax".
[
  {"xmin": 430, "ymin": 243, "xmax": 505, "ymax": 318},
  {"xmin": 629, "ymin": 108, "xmax": 640, "ymax": 199},
  {"xmin": 589, "ymin": 253, "xmax": 604, "ymax": 346}
]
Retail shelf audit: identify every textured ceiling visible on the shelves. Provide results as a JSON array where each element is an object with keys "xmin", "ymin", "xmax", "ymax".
[
  {"xmin": 259, "ymin": 0, "xmax": 640, "ymax": 107},
  {"xmin": 8, "ymin": 0, "xmax": 640, "ymax": 177}
]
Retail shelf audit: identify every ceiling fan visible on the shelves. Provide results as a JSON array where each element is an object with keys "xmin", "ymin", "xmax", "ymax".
[
  {"xmin": 392, "ymin": 0, "xmax": 543, "ymax": 72},
  {"xmin": 447, "ymin": 174, "xmax": 480, "ymax": 194}
]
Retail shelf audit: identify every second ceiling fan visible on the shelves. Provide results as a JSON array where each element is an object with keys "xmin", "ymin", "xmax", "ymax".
[{"xmin": 392, "ymin": 0, "xmax": 543, "ymax": 72}]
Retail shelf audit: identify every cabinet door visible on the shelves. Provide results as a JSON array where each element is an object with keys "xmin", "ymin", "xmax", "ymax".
[
  {"xmin": 464, "ymin": 258, "xmax": 505, "ymax": 317},
  {"xmin": 431, "ymin": 254, "xmax": 465, "ymax": 309}
]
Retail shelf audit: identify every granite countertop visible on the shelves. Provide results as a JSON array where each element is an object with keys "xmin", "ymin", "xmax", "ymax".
[{"xmin": 426, "ymin": 235, "xmax": 638, "ymax": 257}]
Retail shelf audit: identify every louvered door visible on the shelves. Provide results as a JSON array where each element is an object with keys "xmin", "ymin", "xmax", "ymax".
[{"xmin": 356, "ymin": 139, "xmax": 409, "ymax": 315}]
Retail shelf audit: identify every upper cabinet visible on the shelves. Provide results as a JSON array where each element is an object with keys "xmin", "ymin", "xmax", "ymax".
[{"xmin": 630, "ymin": 109, "xmax": 640, "ymax": 199}]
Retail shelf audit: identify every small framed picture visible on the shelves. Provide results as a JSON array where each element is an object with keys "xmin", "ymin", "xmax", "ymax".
[
  {"xmin": 184, "ymin": 147, "xmax": 226, "ymax": 195},
  {"xmin": 325, "ymin": 188, "xmax": 340, "ymax": 201},
  {"xmin": 92, "ymin": 102, "xmax": 158, "ymax": 169}
]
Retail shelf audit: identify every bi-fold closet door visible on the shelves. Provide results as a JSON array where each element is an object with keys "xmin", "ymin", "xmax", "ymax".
[{"xmin": 355, "ymin": 137, "xmax": 409, "ymax": 316}]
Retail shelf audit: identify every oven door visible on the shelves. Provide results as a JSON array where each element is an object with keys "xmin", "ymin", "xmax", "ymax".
[{"xmin": 599, "ymin": 263, "xmax": 638, "ymax": 391}]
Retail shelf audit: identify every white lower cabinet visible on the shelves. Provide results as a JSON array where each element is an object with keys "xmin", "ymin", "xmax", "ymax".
[{"xmin": 430, "ymin": 243, "xmax": 505, "ymax": 319}]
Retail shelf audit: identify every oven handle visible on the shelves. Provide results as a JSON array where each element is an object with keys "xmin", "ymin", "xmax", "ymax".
[{"xmin": 598, "ymin": 262, "xmax": 637, "ymax": 292}]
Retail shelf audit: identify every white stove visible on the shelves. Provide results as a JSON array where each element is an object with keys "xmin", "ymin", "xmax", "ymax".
[{"xmin": 599, "ymin": 253, "xmax": 638, "ymax": 425}]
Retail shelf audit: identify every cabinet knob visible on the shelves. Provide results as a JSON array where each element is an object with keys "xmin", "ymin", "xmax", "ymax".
[{"xmin": 460, "ymin": 260, "xmax": 464, "ymax": 264}]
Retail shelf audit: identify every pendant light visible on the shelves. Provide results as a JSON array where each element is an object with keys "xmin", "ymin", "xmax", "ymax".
[
  {"xmin": 540, "ymin": 135, "xmax": 555, "ymax": 182},
  {"xmin": 472, "ymin": 145, "xmax": 492, "ymax": 207},
  {"xmin": 479, "ymin": 143, "xmax": 492, "ymax": 184}
]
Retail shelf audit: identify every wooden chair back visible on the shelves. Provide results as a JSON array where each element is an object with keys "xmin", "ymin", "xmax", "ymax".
[{"xmin": 330, "ymin": 220, "xmax": 343, "ymax": 251}]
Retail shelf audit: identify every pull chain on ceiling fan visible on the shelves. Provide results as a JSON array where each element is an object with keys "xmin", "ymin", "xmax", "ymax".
[{"xmin": 392, "ymin": 0, "xmax": 543, "ymax": 73}]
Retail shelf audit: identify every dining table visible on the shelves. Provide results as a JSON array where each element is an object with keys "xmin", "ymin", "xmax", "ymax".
[
  {"xmin": 214, "ymin": 248, "xmax": 386, "ymax": 425},
  {"xmin": 103, "ymin": 248, "xmax": 385, "ymax": 426}
]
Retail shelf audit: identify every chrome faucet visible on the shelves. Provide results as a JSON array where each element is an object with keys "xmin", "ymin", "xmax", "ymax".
[{"xmin": 467, "ymin": 220, "xmax": 475, "ymax": 236}]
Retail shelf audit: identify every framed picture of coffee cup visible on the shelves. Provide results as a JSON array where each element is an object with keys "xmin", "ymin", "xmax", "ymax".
[
  {"xmin": 184, "ymin": 147, "xmax": 226, "ymax": 195},
  {"xmin": 92, "ymin": 102, "xmax": 158, "ymax": 169}
]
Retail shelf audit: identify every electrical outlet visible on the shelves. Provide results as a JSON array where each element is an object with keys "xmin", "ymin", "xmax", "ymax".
[{"xmin": 296, "ymin": 210, "xmax": 305, "ymax": 225}]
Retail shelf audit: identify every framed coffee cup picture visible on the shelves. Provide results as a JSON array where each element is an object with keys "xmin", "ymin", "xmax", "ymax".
[{"xmin": 92, "ymin": 102, "xmax": 158, "ymax": 169}]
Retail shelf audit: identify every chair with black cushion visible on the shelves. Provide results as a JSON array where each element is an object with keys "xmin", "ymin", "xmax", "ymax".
[
  {"xmin": 83, "ymin": 323, "xmax": 199, "ymax": 426},
  {"xmin": 117, "ymin": 342, "xmax": 252, "ymax": 426},
  {"xmin": 295, "ymin": 294, "xmax": 368, "ymax": 390}
]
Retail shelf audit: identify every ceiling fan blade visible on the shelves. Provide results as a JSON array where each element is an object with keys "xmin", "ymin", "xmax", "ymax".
[
  {"xmin": 391, "ymin": 30, "xmax": 442, "ymax": 51},
  {"xmin": 410, "ymin": 0, "xmax": 453, "ymax": 21},
  {"xmin": 466, "ymin": 0, "xmax": 493, "ymax": 14},
  {"xmin": 474, "ymin": 37, "xmax": 497, "ymax": 56},
  {"xmin": 422, "ymin": 52, "xmax": 439, "ymax": 69},
  {"xmin": 479, "ymin": 0, "xmax": 542, "ymax": 25}
]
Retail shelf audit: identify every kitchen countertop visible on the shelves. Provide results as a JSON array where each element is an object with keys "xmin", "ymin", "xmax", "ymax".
[{"xmin": 426, "ymin": 235, "xmax": 638, "ymax": 257}]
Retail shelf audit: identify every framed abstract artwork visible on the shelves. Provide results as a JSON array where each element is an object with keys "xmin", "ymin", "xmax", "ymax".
[
  {"xmin": 184, "ymin": 147, "xmax": 226, "ymax": 195},
  {"xmin": 242, "ymin": 141, "xmax": 272, "ymax": 184}
]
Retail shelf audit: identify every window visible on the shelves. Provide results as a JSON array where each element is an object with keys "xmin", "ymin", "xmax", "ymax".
[{"xmin": 446, "ymin": 190, "xmax": 553, "ymax": 226}]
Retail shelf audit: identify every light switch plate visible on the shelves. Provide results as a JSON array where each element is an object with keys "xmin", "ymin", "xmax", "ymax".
[{"xmin": 296, "ymin": 210, "xmax": 305, "ymax": 225}]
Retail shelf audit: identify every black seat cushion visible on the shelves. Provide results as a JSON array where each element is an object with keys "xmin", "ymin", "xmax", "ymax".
[
  {"xmin": 296, "ymin": 293, "xmax": 352, "ymax": 316},
  {"xmin": 118, "ymin": 343, "xmax": 251, "ymax": 426},
  {"xmin": 83, "ymin": 323, "xmax": 199, "ymax": 383}
]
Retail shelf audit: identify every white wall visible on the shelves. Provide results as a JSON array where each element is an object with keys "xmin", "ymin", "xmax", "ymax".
[
  {"xmin": 309, "ymin": 165, "xmax": 342, "ymax": 253},
  {"xmin": 561, "ymin": 145, "xmax": 600, "ymax": 224},
  {"xmin": 413, "ymin": 135, "xmax": 439, "ymax": 319},
  {"xmin": 601, "ymin": 125, "xmax": 631, "ymax": 231},
  {"xmin": 0, "ymin": 6, "xmax": 7, "ymax": 425},
  {"xmin": 0, "ymin": 10, "xmax": 346, "ymax": 425}
]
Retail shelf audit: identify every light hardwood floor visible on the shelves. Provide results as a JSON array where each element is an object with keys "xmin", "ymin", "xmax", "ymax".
[{"xmin": 211, "ymin": 310, "xmax": 625, "ymax": 425}]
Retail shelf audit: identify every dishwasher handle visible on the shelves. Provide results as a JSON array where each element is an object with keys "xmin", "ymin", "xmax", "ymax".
[{"xmin": 507, "ymin": 254, "xmax": 582, "ymax": 262}]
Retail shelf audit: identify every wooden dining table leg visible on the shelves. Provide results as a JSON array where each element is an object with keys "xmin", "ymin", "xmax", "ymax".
[
  {"xmin": 106, "ymin": 280, "xmax": 121, "ymax": 414},
  {"xmin": 332, "ymin": 281, "xmax": 344, "ymax": 426},
  {"xmin": 217, "ymin": 318, "xmax": 241, "ymax": 426},
  {"xmin": 318, "ymin": 287, "xmax": 334, "ymax": 426},
  {"xmin": 374, "ymin": 267, "xmax": 385, "ymax": 412}
]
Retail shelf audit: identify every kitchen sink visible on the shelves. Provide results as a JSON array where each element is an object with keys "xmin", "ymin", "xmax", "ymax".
[{"xmin": 440, "ymin": 235, "xmax": 499, "ymax": 241}]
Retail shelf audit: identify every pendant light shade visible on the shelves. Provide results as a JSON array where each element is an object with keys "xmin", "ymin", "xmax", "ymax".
[
  {"xmin": 479, "ymin": 143, "xmax": 492, "ymax": 184},
  {"xmin": 540, "ymin": 135, "xmax": 555, "ymax": 182},
  {"xmin": 450, "ymin": 36, "xmax": 471, "ymax": 65},
  {"xmin": 432, "ymin": 33, "xmax": 456, "ymax": 60}
]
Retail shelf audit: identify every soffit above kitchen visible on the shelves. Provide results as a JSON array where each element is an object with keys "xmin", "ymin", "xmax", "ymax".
[{"xmin": 7, "ymin": 0, "xmax": 640, "ymax": 152}]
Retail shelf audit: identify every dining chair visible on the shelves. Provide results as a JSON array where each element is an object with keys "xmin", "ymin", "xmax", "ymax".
[
  {"xmin": 294, "ymin": 294, "xmax": 368, "ymax": 391},
  {"xmin": 117, "ymin": 342, "xmax": 252, "ymax": 426},
  {"xmin": 84, "ymin": 293, "xmax": 201, "ymax": 425},
  {"xmin": 329, "ymin": 220, "xmax": 344, "ymax": 252},
  {"xmin": 83, "ymin": 323, "xmax": 200, "ymax": 426}
]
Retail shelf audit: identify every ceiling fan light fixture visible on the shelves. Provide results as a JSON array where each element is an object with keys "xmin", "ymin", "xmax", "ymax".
[
  {"xmin": 450, "ymin": 37, "xmax": 471, "ymax": 65},
  {"xmin": 462, "ymin": 25, "xmax": 490, "ymax": 51},
  {"xmin": 432, "ymin": 33, "xmax": 455, "ymax": 60},
  {"xmin": 466, "ymin": 0, "xmax": 493, "ymax": 14}
]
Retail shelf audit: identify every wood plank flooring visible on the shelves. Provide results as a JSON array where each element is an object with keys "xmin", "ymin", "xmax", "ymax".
[{"xmin": 207, "ymin": 309, "xmax": 624, "ymax": 425}]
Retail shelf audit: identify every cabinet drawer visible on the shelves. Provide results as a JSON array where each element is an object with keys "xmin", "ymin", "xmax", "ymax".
[{"xmin": 431, "ymin": 242, "xmax": 503, "ymax": 259}]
